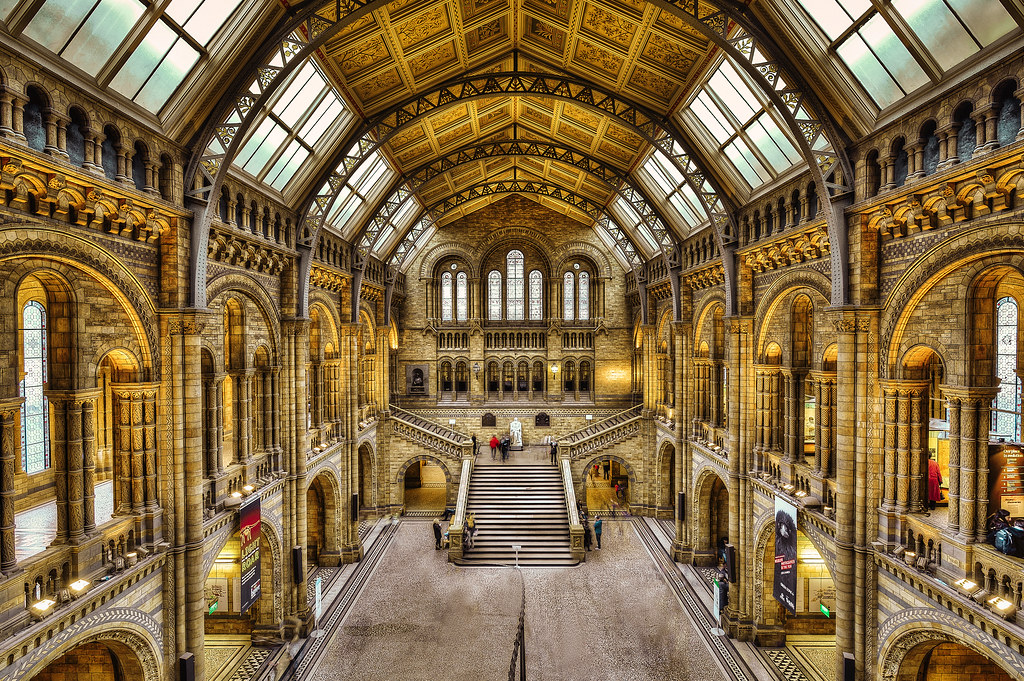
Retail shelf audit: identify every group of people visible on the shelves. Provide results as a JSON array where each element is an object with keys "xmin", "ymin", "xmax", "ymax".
[
  {"xmin": 489, "ymin": 434, "xmax": 514, "ymax": 462},
  {"xmin": 590, "ymin": 460, "xmax": 611, "ymax": 480},
  {"xmin": 582, "ymin": 515, "xmax": 603, "ymax": 550},
  {"xmin": 432, "ymin": 513, "xmax": 478, "ymax": 550}
]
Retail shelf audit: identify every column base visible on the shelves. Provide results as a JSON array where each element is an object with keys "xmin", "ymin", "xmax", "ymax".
[
  {"xmin": 670, "ymin": 541, "xmax": 692, "ymax": 563},
  {"xmin": 752, "ymin": 623, "xmax": 787, "ymax": 647},
  {"xmin": 318, "ymin": 550, "xmax": 342, "ymax": 567},
  {"xmin": 340, "ymin": 541, "xmax": 363, "ymax": 564},
  {"xmin": 252, "ymin": 622, "xmax": 285, "ymax": 645}
]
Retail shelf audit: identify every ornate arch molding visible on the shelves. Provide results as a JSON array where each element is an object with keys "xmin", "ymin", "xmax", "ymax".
[
  {"xmin": 753, "ymin": 271, "xmax": 831, "ymax": 357},
  {"xmin": 554, "ymin": 241, "xmax": 614, "ymax": 281},
  {"xmin": 8, "ymin": 609, "xmax": 162, "ymax": 681},
  {"xmin": 206, "ymin": 271, "xmax": 282, "ymax": 357},
  {"xmin": 476, "ymin": 225, "xmax": 558, "ymax": 263},
  {"xmin": 418, "ymin": 241, "xmax": 479, "ymax": 280},
  {"xmin": 752, "ymin": 514, "xmax": 775, "ymax": 626},
  {"xmin": 308, "ymin": 292, "xmax": 342, "ymax": 353},
  {"xmin": 0, "ymin": 230, "xmax": 159, "ymax": 378},
  {"xmin": 894, "ymin": 341, "xmax": 953, "ymax": 381},
  {"xmin": 579, "ymin": 454, "xmax": 638, "ymax": 489},
  {"xmin": 394, "ymin": 454, "xmax": 455, "ymax": 487},
  {"xmin": 690, "ymin": 464, "xmax": 727, "ymax": 545},
  {"xmin": 693, "ymin": 292, "xmax": 726, "ymax": 347},
  {"xmin": 877, "ymin": 609, "xmax": 1024, "ymax": 681},
  {"xmin": 879, "ymin": 225, "xmax": 1024, "ymax": 380}
]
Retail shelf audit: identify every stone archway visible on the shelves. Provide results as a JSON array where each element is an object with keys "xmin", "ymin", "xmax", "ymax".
[
  {"xmin": 880, "ymin": 625, "xmax": 1022, "ymax": 681},
  {"xmin": 395, "ymin": 455, "xmax": 454, "ymax": 513},
  {"xmin": 358, "ymin": 442, "xmax": 376, "ymax": 513},
  {"xmin": 691, "ymin": 468, "xmax": 729, "ymax": 565},
  {"xmin": 657, "ymin": 442, "xmax": 675, "ymax": 519},
  {"xmin": 307, "ymin": 470, "xmax": 341, "ymax": 567},
  {"xmin": 578, "ymin": 454, "xmax": 637, "ymax": 515}
]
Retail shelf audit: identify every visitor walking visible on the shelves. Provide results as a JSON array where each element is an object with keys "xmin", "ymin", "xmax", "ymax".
[
  {"xmin": 927, "ymin": 450, "xmax": 943, "ymax": 511},
  {"xmin": 550, "ymin": 440, "xmax": 558, "ymax": 465},
  {"xmin": 490, "ymin": 435, "xmax": 499, "ymax": 460},
  {"xmin": 466, "ymin": 513, "xmax": 477, "ymax": 549},
  {"xmin": 594, "ymin": 516, "xmax": 603, "ymax": 549},
  {"xmin": 500, "ymin": 436, "xmax": 509, "ymax": 463},
  {"xmin": 603, "ymin": 460, "xmax": 610, "ymax": 479},
  {"xmin": 472, "ymin": 434, "xmax": 477, "ymax": 455},
  {"xmin": 433, "ymin": 517, "xmax": 442, "ymax": 550},
  {"xmin": 583, "ymin": 519, "xmax": 592, "ymax": 551}
]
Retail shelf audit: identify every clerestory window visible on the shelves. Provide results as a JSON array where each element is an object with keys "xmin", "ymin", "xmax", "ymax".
[
  {"xmin": 20, "ymin": 300, "xmax": 50, "ymax": 474},
  {"xmin": 993, "ymin": 296, "xmax": 1022, "ymax": 441}
]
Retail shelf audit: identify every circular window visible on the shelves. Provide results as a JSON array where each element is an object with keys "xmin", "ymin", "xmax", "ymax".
[
  {"xmin": 573, "ymin": 263, "xmax": 580, "ymax": 270},
  {"xmin": 450, "ymin": 262, "xmax": 458, "ymax": 270}
]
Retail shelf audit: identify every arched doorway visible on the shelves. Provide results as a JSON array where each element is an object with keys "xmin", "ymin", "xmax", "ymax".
[
  {"xmin": 581, "ymin": 456, "xmax": 632, "ymax": 515},
  {"xmin": 658, "ymin": 443, "xmax": 675, "ymax": 519},
  {"xmin": 401, "ymin": 458, "xmax": 449, "ymax": 515},
  {"xmin": 893, "ymin": 639, "xmax": 1014, "ymax": 681},
  {"xmin": 28, "ymin": 639, "xmax": 147, "ymax": 680},
  {"xmin": 307, "ymin": 472, "xmax": 340, "ymax": 567},
  {"xmin": 693, "ymin": 471, "xmax": 729, "ymax": 565},
  {"xmin": 358, "ymin": 443, "xmax": 375, "ymax": 515}
]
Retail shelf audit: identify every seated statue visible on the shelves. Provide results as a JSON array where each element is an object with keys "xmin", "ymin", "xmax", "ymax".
[{"xmin": 510, "ymin": 417, "xmax": 523, "ymax": 447}]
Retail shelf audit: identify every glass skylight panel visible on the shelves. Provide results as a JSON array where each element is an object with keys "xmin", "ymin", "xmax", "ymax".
[
  {"xmin": 796, "ymin": 0, "xmax": 869, "ymax": 40},
  {"xmin": 690, "ymin": 93, "xmax": 731, "ymax": 144},
  {"xmin": 277, "ymin": 64, "xmax": 327, "ymax": 128},
  {"xmin": 166, "ymin": 0, "xmax": 244, "ymax": 46},
  {"xmin": 239, "ymin": 119, "xmax": 289, "ymax": 174},
  {"xmin": 709, "ymin": 63, "xmax": 757, "ymax": 122},
  {"xmin": 266, "ymin": 140, "xmax": 309, "ymax": 191},
  {"xmin": 299, "ymin": 97, "xmax": 345, "ymax": 144},
  {"xmin": 726, "ymin": 139, "xmax": 771, "ymax": 186},
  {"xmin": 110, "ymin": 22, "xmax": 200, "ymax": 112},
  {"xmin": 27, "ymin": 0, "xmax": 145, "ymax": 76},
  {"xmin": 747, "ymin": 114, "xmax": 800, "ymax": 172},
  {"xmin": 948, "ymin": 0, "xmax": 1018, "ymax": 46},
  {"xmin": 837, "ymin": 15, "xmax": 928, "ymax": 108},
  {"xmin": 894, "ymin": 0, "xmax": 975, "ymax": 70}
]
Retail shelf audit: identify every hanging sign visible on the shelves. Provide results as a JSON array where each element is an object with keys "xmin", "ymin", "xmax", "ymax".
[
  {"xmin": 239, "ymin": 497, "xmax": 262, "ymax": 614},
  {"xmin": 774, "ymin": 495, "xmax": 798, "ymax": 614}
]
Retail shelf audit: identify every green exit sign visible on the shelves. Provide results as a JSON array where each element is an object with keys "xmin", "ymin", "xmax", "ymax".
[
  {"xmin": 209, "ymin": 600, "xmax": 218, "ymax": 615},
  {"xmin": 820, "ymin": 603, "xmax": 830, "ymax": 618}
]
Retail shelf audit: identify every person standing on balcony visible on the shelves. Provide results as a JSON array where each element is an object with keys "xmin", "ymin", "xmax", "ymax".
[
  {"xmin": 490, "ymin": 435, "xmax": 499, "ymax": 460},
  {"xmin": 927, "ymin": 450, "xmax": 943, "ymax": 511}
]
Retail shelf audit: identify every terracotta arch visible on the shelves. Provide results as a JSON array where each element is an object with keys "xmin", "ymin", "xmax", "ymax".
[
  {"xmin": 691, "ymin": 466, "xmax": 729, "ymax": 561},
  {"xmin": 656, "ymin": 441, "xmax": 676, "ymax": 516},
  {"xmin": 307, "ymin": 468, "xmax": 342, "ymax": 566},
  {"xmin": 577, "ymin": 454, "xmax": 637, "ymax": 509},
  {"xmin": 8, "ymin": 609, "xmax": 162, "ymax": 681},
  {"xmin": 394, "ymin": 454, "xmax": 456, "ymax": 508}
]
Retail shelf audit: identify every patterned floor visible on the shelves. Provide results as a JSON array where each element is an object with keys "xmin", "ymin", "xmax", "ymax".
[
  {"xmin": 226, "ymin": 648, "xmax": 270, "ymax": 681},
  {"xmin": 786, "ymin": 636, "xmax": 836, "ymax": 681}
]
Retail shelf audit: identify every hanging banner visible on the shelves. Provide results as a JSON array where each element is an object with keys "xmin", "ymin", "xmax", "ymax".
[
  {"xmin": 773, "ymin": 495, "xmax": 798, "ymax": 614},
  {"xmin": 239, "ymin": 497, "xmax": 262, "ymax": 614}
]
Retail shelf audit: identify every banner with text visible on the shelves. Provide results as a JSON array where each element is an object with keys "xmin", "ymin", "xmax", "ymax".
[
  {"xmin": 773, "ymin": 495, "xmax": 798, "ymax": 614},
  {"xmin": 239, "ymin": 497, "xmax": 262, "ymax": 614}
]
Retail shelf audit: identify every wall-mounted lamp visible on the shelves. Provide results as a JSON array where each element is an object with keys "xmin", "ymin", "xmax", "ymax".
[
  {"xmin": 243, "ymin": 485, "xmax": 254, "ymax": 494},
  {"xmin": 29, "ymin": 599, "xmax": 56, "ymax": 620},
  {"xmin": 585, "ymin": 414, "xmax": 593, "ymax": 421},
  {"xmin": 69, "ymin": 579, "xmax": 90, "ymax": 598},
  {"xmin": 473, "ymin": 362, "xmax": 480, "ymax": 378},
  {"xmin": 448, "ymin": 419, "xmax": 457, "ymax": 426},
  {"xmin": 550, "ymin": 364, "xmax": 559, "ymax": 375}
]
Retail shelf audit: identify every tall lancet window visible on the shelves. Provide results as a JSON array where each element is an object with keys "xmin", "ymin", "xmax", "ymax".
[
  {"xmin": 20, "ymin": 300, "xmax": 50, "ymax": 474},
  {"xmin": 456, "ymin": 272, "xmax": 468, "ymax": 321},
  {"xmin": 563, "ymin": 272, "xmax": 575, "ymax": 321},
  {"xmin": 529, "ymin": 270, "xmax": 543, "ymax": 320},
  {"xmin": 994, "ymin": 296, "xmax": 1021, "ymax": 440},
  {"xmin": 579, "ymin": 271, "xmax": 590, "ymax": 320},
  {"xmin": 488, "ymin": 270, "xmax": 502, "ymax": 320},
  {"xmin": 440, "ymin": 271, "xmax": 453, "ymax": 321},
  {"xmin": 507, "ymin": 250, "xmax": 524, "ymax": 320}
]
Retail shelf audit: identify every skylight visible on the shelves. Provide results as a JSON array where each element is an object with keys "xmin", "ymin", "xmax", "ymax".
[
  {"xmin": 322, "ymin": 150, "xmax": 395, "ymax": 236},
  {"xmin": 231, "ymin": 61, "xmax": 347, "ymax": 191},
  {"xmin": 682, "ymin": 60, "xmax": 801, "ymax": 192},
  {"xmin": 796, "ymin": 0, "xmax": 1017, "ymax": 109},
  {"xmin": 13, "ymin": 0, "xmax": 244, "ymax": 113},
  {"xmin": 637, "ymin": 152, "xmax": 705, "ymax": 232}
]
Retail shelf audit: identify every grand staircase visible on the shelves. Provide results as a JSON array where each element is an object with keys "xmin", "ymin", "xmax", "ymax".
[{"xmin": 460, "ymin": 456, "xmax": 578, "ymax": 567}]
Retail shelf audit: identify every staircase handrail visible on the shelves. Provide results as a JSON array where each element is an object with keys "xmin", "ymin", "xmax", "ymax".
[
  {"xmin": 448, "ymin": 455, "xmax": 474, "ymax": 560},
  {"xmin": 562, "ymin": 405, "xmax": 642, "ymax": 445},
  {"xmin": 390, "ymin": 405, "xmax": 472, "ymax": 445},
  {"xmin": 560, "ymin": 456, "xmax": 586, "ymax": 563}
]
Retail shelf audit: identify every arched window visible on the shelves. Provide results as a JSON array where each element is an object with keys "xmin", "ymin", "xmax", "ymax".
[
  {"xmin": 994, "ymin": 296, "xmax": 1021, "ymax": 440},
  {"xmin": 456, "ymin": 272, "xmax": 468, "ymax": 321},
  {"xmin": 579, "ymin": 272, "xmax": 590, "ymax": 320},
  {"xmin": 563, "ymin": 272, "xmax": 574, "ymax": 321},
  {"xmin": 488, "ymin": 271, "xmax": 501, "ymax": 320},
  {"xmin": 441, "ymin": 272, "xmax": 453, "ymax": 322},
  {"xmin": 20, "ymin": 301, "xmax": 50, "ymax": 474},
  {"xmin": 507, "ymin": 250, "xmax": 524, "ymax": 320},
  {"xmin": 529, "ymin": 270, "xmax": 543, "ymax": 320}
]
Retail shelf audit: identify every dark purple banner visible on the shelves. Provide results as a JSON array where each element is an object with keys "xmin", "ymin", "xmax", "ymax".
[
  {"xmin": 239, "ymin": 497, "xmax": 261, "ymax": 614},
  {"xmin": 774, "ymin": 495, "xmax": 797, "ymax": 614}
]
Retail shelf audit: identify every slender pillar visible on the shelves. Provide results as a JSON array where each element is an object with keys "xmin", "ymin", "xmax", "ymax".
[{"xmin": 0, "ymin": 402, "xmax": 20, "ymax": 573}]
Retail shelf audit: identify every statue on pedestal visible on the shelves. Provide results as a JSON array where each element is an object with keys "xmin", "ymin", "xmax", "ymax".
[{"xmin": 510, "ymin": 417, "xmax": 523, "ymax": 447}]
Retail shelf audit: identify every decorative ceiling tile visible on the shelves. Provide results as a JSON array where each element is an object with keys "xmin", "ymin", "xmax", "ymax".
[
  {"xmin": 459, "ymin": 0, "xmax": 509, "ymax": 24},
  {"xmin": 395, "ymin": 5, "xmax": 452, "ymax": 53},
  {"xmin": 396, "ymin": 142, "xmax": 434, "ymax": 166},
  {"xmin": 437, "ymin": 122, "xmax": 474, "ymax": 148},
  {"xmin": 428, "ymin": 104, "xmax": 469, "ymax": 132},
  {"xmin": 352, "ymin": 68, "xmax": 405, "ymax": 104},
  {"xmin": 557, "ymin": 122, "xmax": 593, "ymax": 147},
  {"xmin": 641, "ymin": 32, "xmax": 699, "ymax": 76},
  {"xmin": 465, "ymin": 17, "xmax": 508, "ymax": 54},
  {"xmin": 580, "ymin": 3, "xmax": 638, "ymax": 50},
  {"xmin": 409, "ymin": 40, "xmax": 459, "ymax": 78},
  {"xmin": 562, "ymin": 104, "xmax": 600, "ymax": 131},
  {"xmin": 598, "ymin": 140, "xmax": 633, "ymax": 164},
  {"xmin": 335, "ymin": 34, "xmax": 391, "ymax": 79},
  {"xmin": 604, "ymin": 123, "xmax": 643, "ymax": 149},
  {"xmin": 627, "ymin": 65, "xmax": 678, "ymax": 103},
  {"xmin": 524, "ymin": 15, "xmax": 567, "ymax": 53},
  {"xmin": 391, "ymin": 125, "xmax": 427, "ymax": 150},
  {"xmin": 573, "ymin": 39, "xmax": 623, "ymax": 79}
]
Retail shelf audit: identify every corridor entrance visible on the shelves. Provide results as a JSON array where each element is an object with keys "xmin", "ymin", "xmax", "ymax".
[
  {"xmin": 584, "ymin": 459, "xmax": 630, "ymax": 514},
  {"xmin": 29, "ymin": 639, "xmax": 149, "ymax": 681},
  {"xmin": 402, "ymin": 460, "xmax": 447, "ymax": 514}
]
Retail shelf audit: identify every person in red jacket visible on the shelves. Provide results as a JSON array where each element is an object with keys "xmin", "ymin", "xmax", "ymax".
[
  {"xmin": 489, "ymin": 435, "xmax": 499, "ymax": 460},
  {"xmin": 927, "ymin": 450, "xmax": 943, "ymax": 511}
]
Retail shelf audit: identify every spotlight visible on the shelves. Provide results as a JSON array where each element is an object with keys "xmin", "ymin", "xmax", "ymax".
[
  {"xmin": 987, "ymin": 596, "xmax": 1017, "ymax": 619},
  {"xmin": 69, "ymin": 579, "xmax": 90, "ymax": 597}
]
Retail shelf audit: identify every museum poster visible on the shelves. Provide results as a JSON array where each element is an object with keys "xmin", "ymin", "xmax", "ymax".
[
  {"xmin": 774, "ymin": 495, "xmax": 798, "ymax": 614},
  {"xmin": 239, "ymin": 497, "xmax": 262, "ymax": 614}
]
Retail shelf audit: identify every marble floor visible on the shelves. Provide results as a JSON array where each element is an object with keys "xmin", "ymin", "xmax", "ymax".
[
  {"xmin": 305, "ymin": 518, "xmax": 727, "ymax": 681},
  {"xmin": 15, "ymin": 480, "xmax": 114, "ymax": 561}
]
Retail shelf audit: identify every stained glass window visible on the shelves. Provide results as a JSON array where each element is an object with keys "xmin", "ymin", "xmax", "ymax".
[
  {"xmin": 456, "ymin": 272, "xmax": 468, "ymax": 321},
  {"xmin": 993, "ymin": 296, "xmax": 1021, "ymax": 440},
  {"xmin": 529, "ymin": 270, "xmax": 543, "ymax": 321},
  {"xmin": 507, "ymin": 250, "xmax": 524, "ymax": 321},
  {"xmin": 20, "ymin": 301, "xmax": 49, "ymax": 474},
  {"xmin": 440, "ymin": 272, "xmax": 453, "ymax": 322},
  {"xmin": 563, "ymin": 272, "xmax": 575, "ymax": 321},
  {"xmin": 488, "ymin": 271, "xmax": 501, "ymax": 321},
  {"xmin": 579, "ymin": 272, "xmax": 590, "ymax": 320}
]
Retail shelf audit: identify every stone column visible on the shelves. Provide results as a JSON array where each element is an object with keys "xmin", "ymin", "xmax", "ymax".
[
  {"xmin": 785, "ymin": 371, "xmax": 801, "ymax": 462},
  {"xmin": 262, "ymin": 371, "xmax": 273, "ymax": 452},
  {"xmin": 204, "ymin": 379, "xmax": 217, "ymax": 477},
  {"xmin": 83, "ymin": 399, "xmax": 96, "ymax": 535},
  {"xmin": 819, "ymin": 376, "xmax": 836, "ymax": 478},
  {"xmin": 908, "ymin": 386, "xmax": 926, "ymax": 513},
  {"xmin": 936, "ymin": 123, "xmax": 961, "ymax": 170},
  {"xmin": 881, "ymin": 385, "xmax": 898, "ymax": 511},
  {"xmin": 974, "ymin": 105, "xmax": 998, "ymax": 155},
  {"xmin": 939, "ymin": 385, "xmax": 998, "ymax": 545},
  {"xmin": 813, "ymin": 375, "xmax": 824, "ymax": 473},
  {"xmin": 0, "ymin": 401, "xmax": 20, "ymax": 573},
  {"xmin": 895, "ymin": 389, "xmax": 911, "ymax": 513}
]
